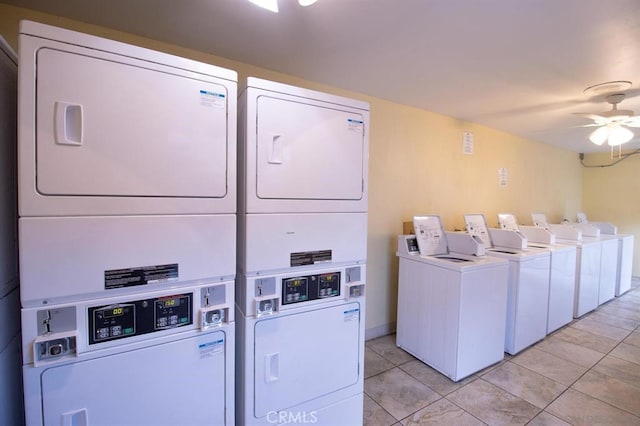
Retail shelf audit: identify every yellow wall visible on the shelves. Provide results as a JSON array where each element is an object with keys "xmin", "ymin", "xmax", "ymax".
[
  {"xmin": 582, "ymin": 151, "xmax": 640, "ymax": 275},
  {"xmin": 0, "ymin": 4, "xmax": 585, "ymax": 336}
]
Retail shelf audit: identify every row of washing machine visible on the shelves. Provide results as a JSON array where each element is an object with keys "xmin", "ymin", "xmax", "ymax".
[
  {"xmin": 12, "ymin": 21, "xmax": 369, "ymax": 426},
  {"xmin": 396, "ymin": 212, "xmax": 633, "ymax": 382}
]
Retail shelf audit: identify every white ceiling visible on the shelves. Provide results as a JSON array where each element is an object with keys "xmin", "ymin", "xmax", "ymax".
[{"xmin": 4, "ymin": 0, "xmax": 640, "ymax": 153}]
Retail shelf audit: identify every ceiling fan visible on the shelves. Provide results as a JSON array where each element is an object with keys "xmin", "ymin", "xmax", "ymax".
[{"xmin": 576, "ymin": 93, "xmax": 640, "ymax": 146}]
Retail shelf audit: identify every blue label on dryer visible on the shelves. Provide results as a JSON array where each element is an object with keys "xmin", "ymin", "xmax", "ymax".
[
  {"xmin": 199, "ymin": 339, "xmax": 224, "ymax": 358},
  {"xmin": 347, "ymin": 118, "xmax": 364, "ymax": 133},
  {"xmin": 343, "ymin": 308, "xmax": 360, "ymax": 322},
  {"xmin": 199, "ymin": 90, "xmax": 225, "ymax": 98}
]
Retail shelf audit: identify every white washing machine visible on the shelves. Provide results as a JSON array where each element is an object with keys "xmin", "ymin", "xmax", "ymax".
[
  {"xmin": 464, "ymin": 214, "xmax": 550, "ymax": 355},
  {"xmin": 505, "ymin": 216, "xmax": 577, "ymax": 334},
  {"xmin": 0, "ymin": 35, "xmax": 23, "ymax": 426},
  {"xmin": 615, "ymin": 233, "xmax": 634, "ymax": 296},
  {"xmin": 533, "ymin": 215, "xmax": 602, "ymax": 319},
  {"xmin": 577, "ymin": 213, "xmax": 634, "ymax": 297},
  {"xmin": 18, "ymin": 21, "xmax": 237, "ymax": 425},
  {"xmin": 396, "ymin": 216, "xmax": 509, "ymax": 381},
  {"xmin": 237, "ymin": 78, "xmax": 369, "ymax": 425},
  {"xmin": 22, "ymin": 281, "xmax": 235, "ymax": 426},
  {"xmin": 571, "ymin": 222, "xmax": 619, "ymax": 305}
]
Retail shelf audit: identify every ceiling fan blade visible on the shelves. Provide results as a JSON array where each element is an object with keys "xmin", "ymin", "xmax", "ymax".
[
  {"xmin": 624, "ymin": 122, "xmax": 640, "ymax": 128},
  {"xmin": 572, "ymin": 112, "xmax": 607, "ymax": 121},
  {"xmin": 570, "ymin": 123, "xmax": 603, "ymax": 129}
]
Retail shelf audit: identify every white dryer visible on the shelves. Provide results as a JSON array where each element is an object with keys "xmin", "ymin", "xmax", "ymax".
[
  {"xmin": 507, "ymin": 217, "xmax": 577, "ymax": 334},
  {"xmin": 237, "ymin": 78, "xmax": 369, "ymax": 425},
  {"xmin": 396, "ymin": 216, "xmax": 509, "ymax": 381},
  {"xmin": 577, "ymin": 213, "xmax": 634, "ymax": 297},
  {"xmin": 18, "ymin": 20, "xmax": 238, "ymax": 307},
  {"xmin": 464, "ymin": 214, "xmax": 550, "ymax": 355}
]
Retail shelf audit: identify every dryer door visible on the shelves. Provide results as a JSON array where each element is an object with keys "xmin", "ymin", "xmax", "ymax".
[
  {"xmin": 40, "ymin": 331, "xmax": 228, "ymax": 426},
  {"xmin": 35, "ymin": 48, "xmax": 230, "ymax": 199},
  {"xmin": 253, "ymin": 302, "xmax": 361, "ymax": 418},
  {"xmin": 255, "ymin": 96, "xmax": 366, "ymax": 201}
]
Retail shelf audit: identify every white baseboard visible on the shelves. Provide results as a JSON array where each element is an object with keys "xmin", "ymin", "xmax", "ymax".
[{"xmin": 365, "ymin": 322, "xmax": 396, "ymax": 341}]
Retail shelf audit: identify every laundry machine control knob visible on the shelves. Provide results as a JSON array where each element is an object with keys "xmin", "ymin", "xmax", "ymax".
[{"xmin": 49, "ymin": 344, "xmax": 63, "ymax": 356}]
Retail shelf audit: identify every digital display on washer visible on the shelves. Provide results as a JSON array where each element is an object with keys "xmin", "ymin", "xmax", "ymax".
[
  {"xmin": 88, "ymin": 293, "xmax": 192, "ymax": 345},
  {"xmin": 282, "ymin": 272, "xmax": 340, "ymax": 305},
  {"xmin": 103, "ymin": 306, "xmax": 126, "ymax": 318}
]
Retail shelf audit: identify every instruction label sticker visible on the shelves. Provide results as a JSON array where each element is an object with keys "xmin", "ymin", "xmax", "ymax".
[
  {"xmin": 199, "ymin": 339, "xmax": 224, "ymax": 358},
  {"xmin": 343, "ymin": 308, "xmax": 359, "ymax": 322},
  {"xmin": 499, "ymin": 167, "xmax": 508, "ymax": 188},
  {"xmin": 104, "ymin": 263, "xmax": 179, "ymax": 290},
  {"xmin": 347, "ymin": 118, "xmax": 364, "ymax": 133},
  {"xmin": 290, "ymin": 250, "xmax": 332, "ymax": 267},
  {"xmin": 463, "ymin": 131, "xmax": 474, "ymax": 155},
  {"xmin": 200, "ymin": 90, "xmax": 225, "ymax": 109}
]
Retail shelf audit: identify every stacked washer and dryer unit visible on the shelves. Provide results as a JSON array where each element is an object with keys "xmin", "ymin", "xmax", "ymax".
[
  {"xmin": 0, "ymin": 35, "xmax": 24, "ymax": 426},
  {"xmin": 19, "ymin": 22, "xmax": 236, "ymax": 425},
  {"xmin": 236, "ymin": 78, "xmax": 369, "ymax": 425}
]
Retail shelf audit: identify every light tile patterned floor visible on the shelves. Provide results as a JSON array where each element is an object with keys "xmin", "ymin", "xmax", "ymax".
[{"xmin": 364, "ymin": 278, "xmax": 640, "ymax": 425}]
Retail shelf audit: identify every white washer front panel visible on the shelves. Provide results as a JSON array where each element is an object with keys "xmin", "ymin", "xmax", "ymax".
[
  {"xmin": 39, "ymin": 331, "xmax": 227, "ymax": 426},
  {"xmin": 396, "ymin": 255, "xmax": 508, "ymax": 381},
  {"xmin": 19, "ymin": 214, "xmax": 235, "ymax": 306},
  {"xmin": 569, "ymin": 239, "xmax": 601, "ymax": 317},
  {"xmin": 598, "ymin": 236, "xmax": 619, "ymax": 305},
  {"xmin": 546, "ymin": 246, "xmax": 576, "ymax": 333},
  {"xmin": 241, "ymin": 212, "xmax": 367, "ymax": 275},
  {"xmin": 253, "ymin": 302, "xmax": 360, "ymax": 417},
  {"xmin": 617, "ymin": 234, "xmax": 634, "ymax": 296}
]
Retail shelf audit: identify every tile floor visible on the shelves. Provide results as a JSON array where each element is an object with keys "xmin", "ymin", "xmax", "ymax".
[{"xmin": 364, "ymin": 279, "xmax": 640, "ymax": 425}]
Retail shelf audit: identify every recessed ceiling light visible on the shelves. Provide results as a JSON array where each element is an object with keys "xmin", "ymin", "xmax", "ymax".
[
  {"xmin": 299, "ymin": 0, "xmax": 318, "ymax": 6},
  {"xmin": 249, "ymin": 0, "xmax": 279, "ymax": 13}
]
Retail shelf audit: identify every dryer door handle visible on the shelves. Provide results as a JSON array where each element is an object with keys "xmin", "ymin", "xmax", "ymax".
[
  {"xmin": 265, "ymin": 352, "xmax": 280, "ymax": 383},
  {"xmin": 54, "ymin": 102, "xmax": 83, "ymax": 146},
  {"xmin": 267, "ymin": 134, "xmax": 283, "ymax": 164},
  {"xmin": 62, "ymin": 408, "xmax": 88, "ymax": 426}
]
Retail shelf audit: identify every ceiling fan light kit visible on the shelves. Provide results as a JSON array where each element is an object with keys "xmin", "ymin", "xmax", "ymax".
[
  {"xmin": 607, "ymin": 125, "xmax": 634, "ymax": 146},
  {"xmin": 588, "ymin": 126, "xmax": 609, "ymax": 146},
  {"xmin": 588, "ymin": 123, "xmax": 634, "ymax": 146},
  {"xmin": 577, "ymin": 86, "xmax": 640, "ymax": 148}
]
